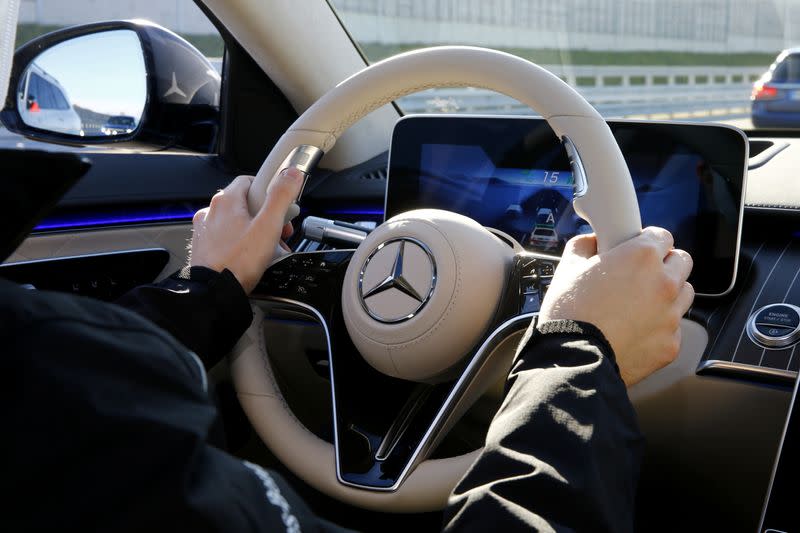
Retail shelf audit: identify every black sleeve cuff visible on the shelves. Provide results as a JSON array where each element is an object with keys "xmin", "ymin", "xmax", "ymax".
[
  {"xmin": 530, "ymin": 318, "xmax": 621, "ymax": 377},
  {"xmin": 116, "ymin": 266, "xmax": 253, "ymax": 368},
  {"xmin": 170, "ymin": 266, "xmax": 253, "ymax": 360}
]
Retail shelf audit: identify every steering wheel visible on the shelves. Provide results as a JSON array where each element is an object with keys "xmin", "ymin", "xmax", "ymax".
[{"xmin": 229, "ymin": 46, "xmax": 642, "ymax": 512}]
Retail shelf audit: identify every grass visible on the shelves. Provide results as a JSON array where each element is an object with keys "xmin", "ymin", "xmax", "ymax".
[{"xmin": 358, "ymin": 42, "xmax": 776, "ymax": 67}]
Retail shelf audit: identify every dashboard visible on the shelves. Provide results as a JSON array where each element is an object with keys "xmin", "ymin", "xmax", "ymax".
[
  {"xmin": 386, "ymin": 116, "xmax": 748, "ymax": 296},
  {"xmin": 266, "ymin": 122, "xmax": 800, "ymax": 530}
]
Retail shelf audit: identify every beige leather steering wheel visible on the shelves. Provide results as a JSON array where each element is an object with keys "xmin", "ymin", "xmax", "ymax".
[{"xmin": 230, "ymin": 46, "xmax": 642, "ymax": 512}]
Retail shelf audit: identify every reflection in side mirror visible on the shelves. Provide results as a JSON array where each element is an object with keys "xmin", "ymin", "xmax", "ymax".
[
  {"xmin": 3, "ymin": 21, "xmax": 221, "ymax": 151},
  {"xmin": 16, "ymin": 30, "xmax": 146, "ymax": 139}
]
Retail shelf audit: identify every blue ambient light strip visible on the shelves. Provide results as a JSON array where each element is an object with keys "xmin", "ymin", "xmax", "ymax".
[
  {"xmin": 35, "ymin": 210, "xmax": 195, "ymax": 231},
  {"xmin": 33, "ymin": 206, "xmax": 385, "ymax": 232},
  {"xmin": 324, "ymin": 208, "xmax": 384, "ymax": 217}
]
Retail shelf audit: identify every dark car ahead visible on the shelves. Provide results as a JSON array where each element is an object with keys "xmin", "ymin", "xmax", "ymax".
[
  {"xmin": 101, "ymin": 115, "xmax": 136, "ymax": 136},
  {"xmin": 752, "ymin": 49, "xmax": 800, "ymax": 127}
]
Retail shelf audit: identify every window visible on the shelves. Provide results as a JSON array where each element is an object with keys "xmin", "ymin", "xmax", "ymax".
[
  {"xmin": 331, "ymin": 0, "xmax": 798, "ymax": 130},
  {"xmin": 772, "ymin": 54, "xmax": 800, "ymax": 82},
  {"xmin": 29, "ymin": 72, "xmax": 70, "ymax": 110}
]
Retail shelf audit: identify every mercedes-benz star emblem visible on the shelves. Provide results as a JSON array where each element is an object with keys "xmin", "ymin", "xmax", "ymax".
[{"xmin": 359, "ymin": 238, "xmax": 436, "ymax": 323}]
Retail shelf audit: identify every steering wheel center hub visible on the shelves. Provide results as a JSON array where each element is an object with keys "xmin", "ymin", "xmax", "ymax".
[{"xmin": 342, "ymin": 209, "xmax": 513, "ymax": 382}]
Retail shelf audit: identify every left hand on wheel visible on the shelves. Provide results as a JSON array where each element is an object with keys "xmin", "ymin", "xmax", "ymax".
[{"xmin": 189, "ymin": 168, "xmax": 304, "ymax": 294}]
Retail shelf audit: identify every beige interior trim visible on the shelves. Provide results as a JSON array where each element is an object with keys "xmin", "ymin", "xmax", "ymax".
[
  {"xmin": 4, "ymin": 225, "xmax": 192, "ymax": 280},
  {"xmin": 629, "ymin": 318, "xmax": 709, "ymax": 403},
  {"xmin": 199, "ymin": 0, "xmax": 399, "ymax": 170}
]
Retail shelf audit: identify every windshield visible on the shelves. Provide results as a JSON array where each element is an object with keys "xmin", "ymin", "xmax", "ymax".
[{"xmin": 330, "ymin": 0, "xmax": 800, "ymax": 130}]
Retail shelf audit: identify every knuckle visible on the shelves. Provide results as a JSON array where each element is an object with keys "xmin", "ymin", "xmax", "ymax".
[
  {"xmin": 658, "ymin": 334, "xmax": 681, "ymax": 366},
  {"xmin": 674, "ymin": 248, "xmax": 694, "ymax": 274},
  {"xmin": 664, "ymin": 338, "xmax": 681, "ymax": 363},
  {"xmin": 685, "ymin": 281, "xmax": 695, "ymax": 300},
  {"xmin": 209, "ymin": 190, "xmax": 226, "ymax": 208},
  {"xmin": 633, "ymin": 241, "xmax": 660, "ymax": 265},
  {"xmin": 666, "ymin": 312, "xmax": 681, "ymax": 332},
  {"xmin": 563, "ymin": 235, "xmax": 582, "ymax": 253},
  {"xmin": 192, "ymin": 208, "xmax": 208, "ymax": 225},
  {"xmin": 644, "ymin": 226, "xmax": 674, "ymax": 247},
  {"xmin": 660, "ymin": 274, "xmax": 681, "ymax": 299}
]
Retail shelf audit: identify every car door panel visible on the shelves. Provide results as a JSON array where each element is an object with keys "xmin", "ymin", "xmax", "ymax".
[{"xmin": 6, "ymin": 224, "xmax": 192, "ymax": 282}]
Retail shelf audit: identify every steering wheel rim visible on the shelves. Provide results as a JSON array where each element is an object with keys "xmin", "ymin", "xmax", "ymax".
[{"xmin": 232, "ymin": 46, "xmax": 642, "ymax": 512}]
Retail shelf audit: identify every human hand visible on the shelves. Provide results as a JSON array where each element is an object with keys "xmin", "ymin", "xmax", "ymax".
[
  {"xmin": 538, "ymin": 227, "xmax": 694, "ymax": 386},
  {"xmin": 189, "ymin": 168, "xmax": 303, "ymax": 294}
]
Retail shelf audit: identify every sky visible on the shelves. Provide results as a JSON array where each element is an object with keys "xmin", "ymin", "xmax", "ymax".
[{"xmin": 32, "ymin": 29, "xmax": 146, "ymax": 119}]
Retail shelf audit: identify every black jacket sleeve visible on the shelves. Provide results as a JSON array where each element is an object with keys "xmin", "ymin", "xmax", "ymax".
[
  {"xmin": 443, "ymin": 319, "xmax": 644, "ymax": 533},
  {"xmin": 2, "ymin": 280, "xmax": 348, "ymax": 533},
  {"xmin": 116, "ymin": 266, "xmax": 253, "ymax": 367}
]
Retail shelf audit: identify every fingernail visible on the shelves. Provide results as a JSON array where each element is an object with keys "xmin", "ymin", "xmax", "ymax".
[{"xmin": 282, "ymin": 167, "xmax": 304, "ymax": 182}]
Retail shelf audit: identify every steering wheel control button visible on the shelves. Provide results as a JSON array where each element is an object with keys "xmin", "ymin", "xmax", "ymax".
[
  {"xmin": 538, "ymin": 262, "xmax": 555, "ymax": 277},
  {"xmin": 358, "ymin": 238, "xmax": 436, "ymax": 324},
  {"xmin": 747, "ymin": 304, "xmax": 800, "ymax": 349},
  {"xmin": 521, "ymin": 276, "xmax": 538, "ymax": 295},
  {"xmin": 521, "ymin": 293, "xmax": 541, "ymax": 313}
]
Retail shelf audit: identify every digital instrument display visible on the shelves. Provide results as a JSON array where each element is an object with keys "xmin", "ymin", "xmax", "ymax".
[{"xmin": 386, "ymin": 116, "xmax": 747, "ymax": 296}]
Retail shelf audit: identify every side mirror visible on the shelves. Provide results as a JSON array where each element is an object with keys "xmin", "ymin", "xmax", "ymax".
[{"xmin": 1, "ymin": 20, "xmax": 221, "ymax": 152}]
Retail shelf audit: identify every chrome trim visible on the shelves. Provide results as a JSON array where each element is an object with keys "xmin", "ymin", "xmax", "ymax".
[
  {"xmin": 709, "ymin": 243, "xmax": 764, "ymax": 355},
  {"xmin": 186, "ymin": 350, "xmax": 208, "ymax": 393},
  {"xmin": 746, "ymin": 304, "xmax": 800, "ymax": 349},
  {"xmin": 697, "ymin": 359, "xmax": 797, "ymax": 381},
  {"xmin": 387, "ymin": 114, "xmax": 747, "ymax": 298},
  {"xmin": 302, "ymin": 216, "xmax": 367, "ymax": 246},
  {"xmin": 257, "ymin": 295, "xmax": 534, "ymax": 493},
  {"xmin": 0, "ymin": 247, "xmax": 169, "ymax": 267},
  {"xmin": 758, "ymin": 361, "xmax": 800, "ymax": 531},
  {"xmin": 748, "ymin": 141, "xmax": 788, "ymax": 170},
  {"xmin": 281, "ymin": 144, "xmax": 325, "ymax": 201},
  {"xmin": 561, "ymin": 135, "xmax": 588, "ymax": 197},
  {"xmin": 746, "ymin": 205, "xmax": 800, "ymax": 213},
  {"xmin": 375, "ymin": 386, "xmax": 433, "ymax": 461},
  {"xmin": 519, "ymin": 249, "xmax": 562, "ymax": 263},
  {"xmin": 357, "ymin": 237, "xmax": 437, "ymax": 324}
]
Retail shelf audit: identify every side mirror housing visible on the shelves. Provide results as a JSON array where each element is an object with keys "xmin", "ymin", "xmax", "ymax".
[{"xmin": 1, "ymin": 20, "xmax": 221, "ymax": 152}]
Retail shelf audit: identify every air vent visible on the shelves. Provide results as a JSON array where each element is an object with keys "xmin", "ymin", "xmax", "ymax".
[{"xmin": 360, "ymin": 168, "xmax": 387, "ymax": 181}]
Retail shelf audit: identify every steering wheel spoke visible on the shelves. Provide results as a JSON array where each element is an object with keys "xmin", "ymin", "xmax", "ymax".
[{"xmin": 329, "ymin": 249, "xmax": 561, "ymax": 491}]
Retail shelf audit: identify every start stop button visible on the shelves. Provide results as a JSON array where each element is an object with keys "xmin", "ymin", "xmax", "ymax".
[{"xmin": 747, "ymin": 304, "xmax": 800, "ymax": 349}]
